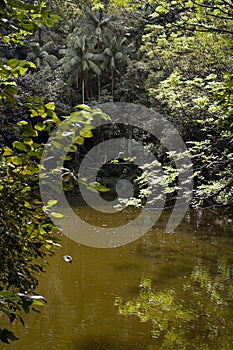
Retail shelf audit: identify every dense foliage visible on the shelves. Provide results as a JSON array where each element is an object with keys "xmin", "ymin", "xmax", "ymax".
[
  {"xmin": 0, "ymin": 0, "xmax": 106, "ymax": 344},
  {"xmin": 0, "ymin": 1, "xmax": 59, "ymax": 343},
  {"xmin": 16, "ymin": 0, "xmax": 232, "ymax": 207},
  {"xmin": 140, "ymin": 0, "xmax": 233, "ymax": 207}
]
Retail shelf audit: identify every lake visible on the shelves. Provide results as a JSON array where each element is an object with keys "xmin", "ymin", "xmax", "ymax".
[{"xmin": 1, "ymin": 205, "xmax": 233, "ymax": 349}]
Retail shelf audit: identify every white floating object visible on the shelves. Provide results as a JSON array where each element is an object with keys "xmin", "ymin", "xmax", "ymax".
[{"xmin": 63, "ymin": 255, "xmax": 72, "ymax": 263}]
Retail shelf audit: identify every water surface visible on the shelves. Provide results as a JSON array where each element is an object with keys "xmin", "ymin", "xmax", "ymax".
[{"xmin": 1, "ymin": 206, "xmax": 233, "ymax": 349}]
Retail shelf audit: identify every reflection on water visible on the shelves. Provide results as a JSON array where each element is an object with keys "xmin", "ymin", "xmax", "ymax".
[
  {"xmin": 1, "ymin": 206, "xmax": 233, "ymax": 350},
  {"xmin": 116, "ymin": 261, "xmax": 233, "ymax": 349}
]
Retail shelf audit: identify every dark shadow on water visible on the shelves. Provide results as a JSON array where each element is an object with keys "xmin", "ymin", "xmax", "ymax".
[
  {"xmin": 109, "ymin": 261, "xmax": 141, "ymax": 271},
  {"xmin": 72, "ymin": 335, "xmax": 148, "ymax": 350}
]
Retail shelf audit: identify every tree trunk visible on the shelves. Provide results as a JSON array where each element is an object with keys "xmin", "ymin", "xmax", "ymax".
[
  {"xmin": 82, "ymin": 77, "xmax": 85, "ymax": 104},
  {"xmin": 97, "ymin": 75, "xmax": 101, "ymax": 101},
  {"xmin": 111, "ymin": 68, "xmax": 114, "ymax": 101}
]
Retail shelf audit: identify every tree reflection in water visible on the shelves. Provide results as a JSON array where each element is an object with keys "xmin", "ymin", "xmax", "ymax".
[{"xmin": 115, "ymin": 261, "xmax": 233, "ymax": 350}]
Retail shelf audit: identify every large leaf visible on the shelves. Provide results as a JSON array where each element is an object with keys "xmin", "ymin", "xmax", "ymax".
[{"xmin": 88, "ymin": 61, "xmax": 101, "ymax": 75}]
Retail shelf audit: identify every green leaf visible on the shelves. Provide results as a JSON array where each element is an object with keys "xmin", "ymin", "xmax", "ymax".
[
  {"xmin": 11, "ymin": 155, "xmax": 25, "ymax": 165},
  {"xmin": 45, "ymin": 102, "xmax": 55, "ymax": 110},
  {"xmin": 69, "ymin": 111, "xmax": 84, "ymax": 121},
  {"xmin": 30, "ymin": 109, "xmax": 39, "ymax": 117},
  {"xmin": 35, "ymin": 123, "xmax": 46, "ymax": 131},
  {"xmin": 17, "ymin": 121, "xmax": 28, "ymax": 126},
  {"xmin": 7, "ymin": 59, "xmax": 19, "ymax": 68},
  {"xmin": 95, "ymin": 183, "xmax": 110, "ymax": 192},
  {"xmin": 80, "ymin": 129, "xmax": 93, "ymax": 138},
  {"xmin": 13, "ymin": 141, "xmax": 27, "ymax": 151},
  {"xmin": 31, "ymin": 299, "xmax": 45, "ymax": 306},
  {"xmin": 22, "ymin": 125, "xmax": 38, "ymax": 137},
  {"xmin": 21, "ymin": 21, "xmax": 34, "ymax": 31},
  {"xmin": 3, "ymin": 85, "xmax": 17, "ymax": 95},
  {"xmin": 47, "ymin": 200, "xmax": 58, "ymax": 206},
  {"xmin": 75, "ymin": 136, "xmax": 84, "ymax": 145},
  {"xmin": 19, "ymin": 67, "xmax": 28, "ymax": 75},
  {"xmin": 30, "ymin": 295, "xmax": 47, "ymax": 304},
  {"xmin": 33, "ymin": 199, "xmax": 42, "ymax": 205},
  {"xmin": 24, "ymin": 201, "xmax": 32, "ymax": 209},
  {"xmin": 51, "ymin": 212, "xmax": 63, "ymax": 218},
  {"xmin": 69, "ymin": 144, "xmax": 77, "ymax": 152},
  {"xmin": 76, "ymin": 104, "xmax": 93, "ymax": 111},
  {"xmin": 21, "ymin": 61, "xmax": 36, "ymax": 69},
  {"xmin": 3, "ymin": 146, "xmax": 13, "ymax": 156},
  {"xmin": 24, "ymin": 164, "xmax": 38, "ymax": 175}
]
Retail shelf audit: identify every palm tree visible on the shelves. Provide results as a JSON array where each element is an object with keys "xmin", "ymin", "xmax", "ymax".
[
  {"xmin": 81, "ymin": 6, "xmax": 114, "ymax": 52},
  {"xmin": 77, "ymin": 6, "xmax": 116, "ymax": 101},
  {"xmin": 26, "ymin": 41, "xmax": 58, "ymax": 70},
  {"xmin": 59, "ymin": 7, "xmax": 134, "ymax": 102},
  {"xmin": 102, "ymin": 35, "xmax": 134, "ymax": 99},
  {"xmin": 59, "ymin": 34, "xmax": 101, "ymax": 103}
]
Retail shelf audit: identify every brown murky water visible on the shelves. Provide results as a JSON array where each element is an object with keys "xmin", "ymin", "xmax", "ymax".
[{"xmin": 1, "ymin": 206, "xmax": 233, "ymax": 350}]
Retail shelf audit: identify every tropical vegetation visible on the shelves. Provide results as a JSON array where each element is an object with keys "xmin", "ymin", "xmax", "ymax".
[{"xmin": 0, "ymin": 0, "xmax": 232, "ymax": 344}]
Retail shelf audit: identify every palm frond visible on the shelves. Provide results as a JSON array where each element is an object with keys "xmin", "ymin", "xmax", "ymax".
[
  {"xmin": 88, "ymin": 61, "xmax": 101, "ymax": 75},
  {"xmin": 85, "ymin": 6, "xmax": 99, "ymax": 26}
]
